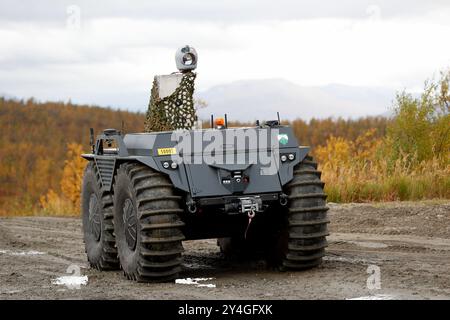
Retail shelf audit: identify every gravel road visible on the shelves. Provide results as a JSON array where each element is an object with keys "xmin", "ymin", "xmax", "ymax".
[{"xmin": 1, "ymin": 201, "xmax": 449, "ymax": 300}]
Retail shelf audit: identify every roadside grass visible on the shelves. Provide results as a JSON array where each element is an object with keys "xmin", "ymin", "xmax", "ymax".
[{"xmin": 317, "ymin": 139, "xmax": 450, "ymax": 203}]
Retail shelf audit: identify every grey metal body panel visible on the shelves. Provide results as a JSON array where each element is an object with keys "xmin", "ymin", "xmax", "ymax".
[{"xmin": 82, "ymin": 126, "xmax": 309, "ymax": 198}]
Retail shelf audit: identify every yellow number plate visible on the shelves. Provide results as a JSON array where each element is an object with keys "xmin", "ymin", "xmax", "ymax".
[{"xmin": 157, "ymin": 147, "xmax": 177, "ymax": 155}]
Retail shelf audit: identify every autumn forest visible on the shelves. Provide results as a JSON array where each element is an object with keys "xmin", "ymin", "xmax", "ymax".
[{"xmin": 0, "ymin": 71, "xmax": 449, "ymax": 216}]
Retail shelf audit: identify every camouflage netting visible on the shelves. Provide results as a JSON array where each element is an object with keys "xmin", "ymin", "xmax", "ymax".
[{"xmin": 144, "ymin": 72, "xmax": 197, "ymax": 132}]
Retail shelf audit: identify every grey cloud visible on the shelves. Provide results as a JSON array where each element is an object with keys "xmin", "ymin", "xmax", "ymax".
[{"xmin": 1, "ymin": 0, "xmax": 449, "ymax": 23}]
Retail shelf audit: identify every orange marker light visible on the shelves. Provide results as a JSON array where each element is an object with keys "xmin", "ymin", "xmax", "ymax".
[{"xmin": 215, "ymin": 117, "xmax": 225, "ymax": 127}]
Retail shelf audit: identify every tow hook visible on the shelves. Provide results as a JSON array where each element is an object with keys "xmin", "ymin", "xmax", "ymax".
[
  {"xmin": 279, "ymin": 193, "xmax": 288, "ymax": 206},
  {"xmin": 188, "ymin": 203, "xmax": 197, "ymax": 213},
  {"xmin": 186, "ymin": 197, "xmax": 197, "ymax": 213}
]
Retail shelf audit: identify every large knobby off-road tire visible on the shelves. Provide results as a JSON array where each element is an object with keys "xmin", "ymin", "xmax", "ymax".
[
  {"xmin": 81, "ymin": 162, "xmax": 119, "ymax": 270},
  {"xmin": 113, "ymin": 162, "xmax": 185, "ymax": 282},
  {"xmin": 279, "ymin": 155, "xmax": 329, "ymax": 269}
]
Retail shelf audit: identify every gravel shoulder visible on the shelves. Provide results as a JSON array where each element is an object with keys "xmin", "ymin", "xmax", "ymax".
[{"xmin": 0, "ymin": 201, "xmax": 449, "ymax": 300}]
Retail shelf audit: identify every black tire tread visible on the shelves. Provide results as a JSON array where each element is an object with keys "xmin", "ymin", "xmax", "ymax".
[
  {"xmin": 114, "ymin": 162, "xmax": 184, "ymax": 282},
  {"xmin": 139, "ymin": 208, "xmax": 184, "ymax": 219},
  {"xmin": 283, "ymin": 155, "xmax": 329, "ymax": 269},
  {"xmin": 288, "ymin": 218, "xmax": 330, "ymax": 226},
  {"xmin": 289, "ymin": 206, "xmax": 329, "ymax": 213},
  {"xmin": 288, "ymin": 240, "xmax": 328, "ymax": 251},
  {"xmin": 140, "ymin": 248, "xmax": 184, "ymax": 257},
  {"xmin": 141, "ymin": 221, "xmax": 186, "ymax": 230},
  {"xmin": 83, "ymin": 162, "xmax": 119, "ymax": 271}
]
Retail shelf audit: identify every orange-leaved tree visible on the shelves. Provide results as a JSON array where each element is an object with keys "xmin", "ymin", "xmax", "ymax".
[
  {"xmin": 61, "ymin": 143, "xmax": 86, "ymax": 211},
  {"xmin": 40, "ymin": 143, "xmax": 86, "ymax": 215}
]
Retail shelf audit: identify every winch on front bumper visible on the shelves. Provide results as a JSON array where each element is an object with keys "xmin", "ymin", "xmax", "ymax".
[{"xmin": 186, "ymin": 193, "xmax": 288, "ymax": 215}]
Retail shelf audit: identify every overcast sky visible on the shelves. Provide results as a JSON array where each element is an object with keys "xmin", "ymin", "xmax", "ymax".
[{"xmin": 1, "ymin": 0, "xmax": 449, "ymax": 113}]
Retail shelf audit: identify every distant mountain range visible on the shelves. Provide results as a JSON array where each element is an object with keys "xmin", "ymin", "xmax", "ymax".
[
  {"xmin": 195, "ymin": 79, "xmax": 395, "ymax": 121},
  {"xmin": 2, "ymin": 78, "xmax": 397, "ymax": 121}
]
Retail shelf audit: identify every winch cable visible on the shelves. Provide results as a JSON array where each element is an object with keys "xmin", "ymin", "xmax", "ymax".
[{"xmin": 244, "ymin": 209, "xmax": 256, "ymax": 239}]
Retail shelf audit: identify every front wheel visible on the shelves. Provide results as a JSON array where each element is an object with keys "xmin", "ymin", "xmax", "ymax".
[
  {"xmin": 275, "ymin": 155, "xmax": 330, "ymax": 269},
  {"xmin": 113, "ymin": 163, "xmax": 185, "ymax": 282}
]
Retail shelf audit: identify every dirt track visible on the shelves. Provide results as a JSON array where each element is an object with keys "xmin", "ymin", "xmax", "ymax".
[{"xmin": 0, "ymin": 201, "xmax": 449, "ymax": 300}]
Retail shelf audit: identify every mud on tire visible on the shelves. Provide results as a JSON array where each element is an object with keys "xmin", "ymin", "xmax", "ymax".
[
  {"xmin": 113, "ymin": 162, "xmax": 185, "ymax": 282},
  {"xmin": 81, "ymin": 162, "xmax": 119, "ymax": 270},
  {"xmin": 279, "ymin": 155, "xmax": 329, "ymax": 269}
]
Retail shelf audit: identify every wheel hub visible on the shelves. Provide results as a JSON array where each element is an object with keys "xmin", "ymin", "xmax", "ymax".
[
  {"xmin": 123, "ymin": 198, "xmax": 137, "ymax": 251},
  {"xmin": 88, "ymin": 194, "xmax": 101, "ymax": 241}
]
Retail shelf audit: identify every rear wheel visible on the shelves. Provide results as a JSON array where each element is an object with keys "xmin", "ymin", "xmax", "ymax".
[
  {"xmin": 276, "ymin": 155, "xmax": 329, "ymax": 269},
  {"xmin": 81, "ymin": 162, "xmax": 119, "ymax": 270},
  {"xmin": 113, "ymin": 163, "xmax": 185, "ymax": 282},
  {"xmin": 217, "ymin": 217, "xmax": 271, "ymax": 260},
  {"xmin": 217, "ymin": 237, "xmax": 249, "ymax": 258}
]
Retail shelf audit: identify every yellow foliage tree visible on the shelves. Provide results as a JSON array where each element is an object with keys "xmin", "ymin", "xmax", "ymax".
[
  {"xmin": 39, "ymin": 189, "xmax": 74, "ymax": 215},
  {"xmin": 60, "ymin": 143, "xmax": 85, "ymax": 210}
]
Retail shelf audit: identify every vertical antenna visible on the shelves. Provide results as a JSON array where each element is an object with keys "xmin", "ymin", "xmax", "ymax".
[
  {"xmin": 277, "ymin": 112, "xmax": 280, "ymax": 124},
  {"xmin": 210, "ymin": 114, "xmax": 214, "ymax": 129},
  {"xmin": 89, "ymin": 128, "xmax": 95, "ymax": 153},
  {"xmin": 224, "ymin": 114, "xmax": 228, "ymax": 129}
]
